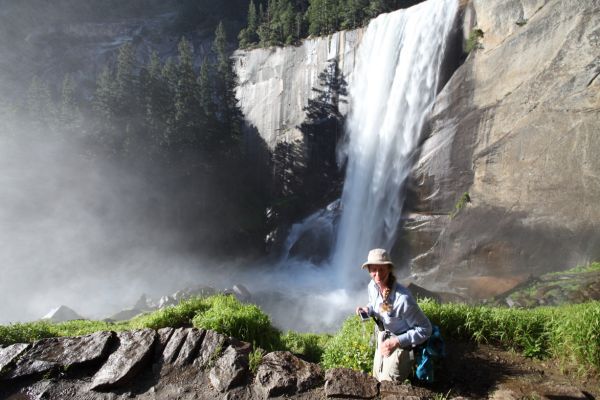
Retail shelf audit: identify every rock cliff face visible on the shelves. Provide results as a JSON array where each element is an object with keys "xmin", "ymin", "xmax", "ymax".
[
  {"xmin": 234, "ymin": 0, "xmax": 600, "ymax": 299},
  {"xmin": 233, "ymin": 30, "xmax": 362, "ymax": 149},
  {"xmin": 407, "ymin": 0, "xmax": 600, "ymax": 298}
]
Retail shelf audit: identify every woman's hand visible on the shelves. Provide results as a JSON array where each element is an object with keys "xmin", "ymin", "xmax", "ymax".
[
  {"xmin": 355, "ymin": 306, "xmax": 368, "ymax": 316},
  {"xmin": 379, "ymin": 337, "xmax": 399, "ymax": 357}
]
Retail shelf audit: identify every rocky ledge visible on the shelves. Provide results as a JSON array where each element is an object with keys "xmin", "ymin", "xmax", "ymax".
[
  {"xmin": 0, "ymin": 328, "xmax": 446, "ymax": 400},
  {"xmin": 2, "ymin": 329, "xmax": 597, "ymax": 399}
]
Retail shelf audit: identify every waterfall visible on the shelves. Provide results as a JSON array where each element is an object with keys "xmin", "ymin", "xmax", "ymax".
[
  {"xmin": 331, "ymin": 0, "xmax": 457, "ymax": 286},
  {"xmin": 268, "ymin": 0, "xmax": 458, "ymax": 331}
]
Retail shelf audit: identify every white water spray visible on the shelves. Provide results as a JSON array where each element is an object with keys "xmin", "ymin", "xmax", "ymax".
[{"xmin": 331, "ymin": 0, "xmax": 458, "ymax": 287}]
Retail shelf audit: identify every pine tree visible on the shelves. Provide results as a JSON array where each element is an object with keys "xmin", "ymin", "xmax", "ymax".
[
  {"xmin": 239, "ymin": 0, "xmax": 259, "ymax": 47},
  {"xmin": 212, "ymin": 22, "xmax": 242, "ymax": 149},
  {"xmin": 93, "ymin": 66, "xmax": 118, "ymax": 150},
  {"xmin": 114, "ymin": 42, "xmax": 137, "ymax": 118},
  {"xmin": 58, "ymin": 74, "xmax": 82, "ymax": 135},
  {"xmin": 174, "ymin": 37, "xmax": 201, "ymax": 147},
  {"xmin": 161, "ymin": 57, "xmax": 178, "ymax": 146},
  {"xmin": 26, "ymin": 76, "xmax": 56, "ymax": 132}
]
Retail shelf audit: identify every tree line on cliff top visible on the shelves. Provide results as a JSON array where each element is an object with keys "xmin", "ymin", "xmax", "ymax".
[{"xmin": 238, "ymin": 0, "xmax": 423, "ymax": 47}]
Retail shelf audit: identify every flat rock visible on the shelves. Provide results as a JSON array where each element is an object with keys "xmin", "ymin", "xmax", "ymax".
[
  {"xmin": 90, "ymin": 329, "xmax": 156, "ymax": 391},
  {"xmin": 324, "ymin": 368, "xmax": 378, "ymax": 399},
  {"xmin": 4, "ymin": 331, "xmax": 114, "ymax": 380},
  {"xmin": 195, "ymin": 330, "xmax": 227, "ymax": 369},
  {"xmin": 175, "ymin": 328, "xmax": 205, "ymax": 366},
  {"xmin": 254, "ymin": 351, "xmax": 323, "ymax": 398},
  {"xmin": 156, "ymin": 327, "xmax": 175, "ymax": 356},
  {"xmin": 538, "ymin": 382, "xmax": 590, "ymax": 400},
  {"xmin": 162, "ymin": 327, "xmax": 189, "ymax": 364},
  {"xmin": 0, "ymin": 343, "xmax": 30, "ymax": 375},
  {"xmin": 209, "ymin": 344, "xmax": 250, "ymax": 392},
  {"xmin": 379, "ymin": 381, "xmax": 435, "ymax": 399}
]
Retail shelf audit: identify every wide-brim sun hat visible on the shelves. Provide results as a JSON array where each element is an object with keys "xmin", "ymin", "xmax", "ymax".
[{"xmin": 361, "ymin": 248, "xmax": 394, "ymax": 269}]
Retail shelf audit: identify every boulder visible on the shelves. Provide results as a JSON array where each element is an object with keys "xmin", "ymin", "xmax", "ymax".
[
  {"xmin": 174, "ymin": 328, "xmax": 205, "ymax": 366},
  {"xmin": 0, "ymin": 343, "xmax": 30, "ymax": 376},
  {"xmin": 324, "ymin": 368, "xmax": 378, "ymax": 399},
  {"xmin": 194, "ymin": 330, "xmax": 227, "ymax": 369},
  {"xmin": 4, "ymin": 331, "xmax": 114, "ymax": 380},
  {"xmin": 106, "ymin": 308, "xmax": 144, "ymax": 322},
  {"xmin": 254, "ymin": 351, "xmax": 324, "ymax": 398},
  {"xmin": 161, "ymin": 327, "xmax": 189, "ymax": 364},
  {"xmin": 379, "ymin": 381, "xmax": 435, "ymax": 400},
  {"xmin": 232, "ymin": 284, "xmax": 252, "ymax": 302},
  {"xmin": 209, "ymin": 344, "xmax": 250, "ymax": 392},
  {"xmin": 133, "ymin": 293, "xmax": 155, "ymax": 311},
  {"xmin": 41, "ymin": 305, "xmax": 84, "ymax": 323},
  {"xmin": 90, "ymin": 329, "xmax": 157, "ymax": 391}
]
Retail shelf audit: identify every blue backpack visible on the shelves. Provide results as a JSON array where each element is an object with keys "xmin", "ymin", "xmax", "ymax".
[{"xmin": 414, "ymin": 325, "xmax": 445, "ymax": 383}]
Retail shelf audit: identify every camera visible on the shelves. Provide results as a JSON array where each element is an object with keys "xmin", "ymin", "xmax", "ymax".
[{"xmin": 359, "ymin": 310, "xmax": 369, "ymax": 321}]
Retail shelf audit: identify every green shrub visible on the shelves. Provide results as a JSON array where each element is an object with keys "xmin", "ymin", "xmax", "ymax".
[
  {"xmin": 192, "ymin": 294, "xmax": 280, "ymax": 351},
  {"xmin": 249, "ymin": 347, "xmax": 266, "ymax": 374},
  {"xmin": 130, "ymin": 297, "xmax": 209, "ymax": 330},
  {"xmin": 0, "ymin": 321, "xmax": 56, "ymax": 346},
  {"xmin": 321, "ymin": 316, "xmax": 374, "ymax": 372},
  {"xmin": 450, "ymin": 192, "xmax": 470, "ymax": 219},
  {"xmin": 280, "ymin": 331, "xmax": 332, "ymax": 363},
  {"xmin": 465, "ymin": 28, "xmax": 484, "ymax": 53}
]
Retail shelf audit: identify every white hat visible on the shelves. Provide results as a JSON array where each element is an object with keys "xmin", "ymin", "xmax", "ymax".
[{"xmin": 361, "ymin": 248, "xmax": 394, "ymax": 269}]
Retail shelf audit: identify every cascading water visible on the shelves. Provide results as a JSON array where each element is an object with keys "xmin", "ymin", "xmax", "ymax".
[
  {"xmin": 263, "ymin": 0, "xmax": 458, "ymax": 331},
  {"xmin": 331, "ymin": 0, "xmax": 458, "ymax": 287}
]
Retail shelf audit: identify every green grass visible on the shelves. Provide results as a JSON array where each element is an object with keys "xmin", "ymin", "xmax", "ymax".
[
  {"xmin": 191, "ymin": 294, "xmax": 281, "ymax": 351},
  {"xmin": 1, "ymin": 294, "xmax": 598, "ymax": 376},
  {"xmin": 280, "ymin": 331, "xmax": 332, "ymax": 363},
  {"xmin": 548, "ymin": 261, "xmax": 600, "ymax": 276},
  {"xmin": 420, "ymin": 299, "xmax": 600, "ymax": 372},
  {"xmin": 321, "ymin": 316, "xmax": 375, "ymax": 372}
]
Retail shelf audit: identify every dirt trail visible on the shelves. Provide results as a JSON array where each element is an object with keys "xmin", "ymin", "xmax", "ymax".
[{"xmin": 428, "ymin": 339, "xmax": 599, "ymax": 399}]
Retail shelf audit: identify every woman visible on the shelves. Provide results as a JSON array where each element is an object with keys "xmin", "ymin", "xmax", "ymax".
[{"xmin": 356, "ymin": 248, "xmax": 432, "ymax": 382}]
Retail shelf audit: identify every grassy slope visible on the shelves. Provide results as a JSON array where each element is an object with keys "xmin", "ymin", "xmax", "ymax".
[{"xmin": 1, "ymin": 294, "xmax": 598, "ymax": 376}]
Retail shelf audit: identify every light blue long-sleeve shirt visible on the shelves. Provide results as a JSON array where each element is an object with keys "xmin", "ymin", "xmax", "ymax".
[{"xmin": 367, "ymin": 279, "xmax": 432, "ymax": 348}]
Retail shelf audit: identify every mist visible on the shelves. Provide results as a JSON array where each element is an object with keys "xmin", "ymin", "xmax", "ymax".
[{"xmin": 0, "ymin": 125, "xmax": 211, "ymax": 323}]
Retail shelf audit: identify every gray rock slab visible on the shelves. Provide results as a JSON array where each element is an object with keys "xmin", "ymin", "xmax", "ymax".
[
  {"xmin": 0, "ymin": 343, "xmax": 29, "ymax": 375},
  {"xmin": 209, "ymin": 344, "xmax": 249, "ymax": 392},
  {"xmin": 175, "ymin": 328, "xmax": 205, "ymax": 366},
  {"xmin": 90, "ymin": 329, "xmax": 157, "ymax": 391},
  {"xmin": 162, "ymin": 327, "xmax": 188, "ymax": 364},
  {"xmin": 4, "ymin": 331, "xmax": 114, "ymax": 380},
  {"xmin": 156, "ymin": 327, "xmax": 174, "ymax": 356},
  {"xmin": 324, "ymin": 368, "xmax": 378, "ymax": 399},
  {"xmin": 379, "ymin": 381, "xmax": 435, "ymax": 399},
  {"xmin": 254, "ymin": 351, "xmax": 323, "ymax": 398},
  {"xmin": 195, "ymin": 330, "xmax": 227, "ymax": 369}
]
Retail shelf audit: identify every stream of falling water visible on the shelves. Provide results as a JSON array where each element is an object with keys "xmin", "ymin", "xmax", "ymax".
[
  {"xmin": 330, "ymin": 0, "xmax": 459, "ymax": 289},
  {"xmin": 256, "ymin": 0, "xmax": 458, "ymax": 332}
]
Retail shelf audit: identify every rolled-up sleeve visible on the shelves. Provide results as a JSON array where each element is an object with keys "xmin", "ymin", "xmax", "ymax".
[{"xmin": 395, "ymin": 295, "xmax": 432, "ymax": 348}]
